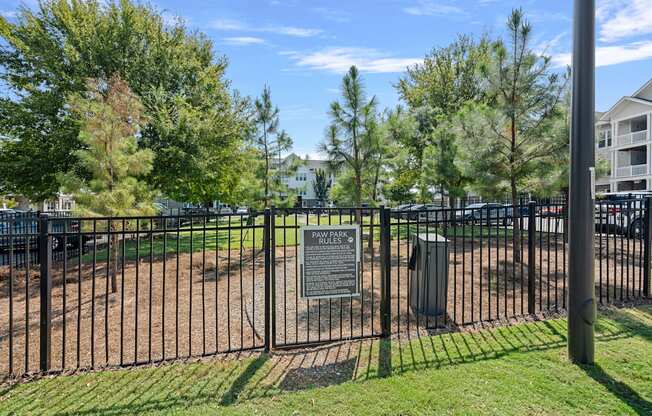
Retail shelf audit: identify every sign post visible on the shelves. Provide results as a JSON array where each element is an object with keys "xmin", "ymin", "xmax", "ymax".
[
  {"xmin": 299, "ymin": 225, "xmax": 361, "ymax": 299},
  {"xmin": 568, "ymin": 0, "xmax": 596, "ymax": 364}
]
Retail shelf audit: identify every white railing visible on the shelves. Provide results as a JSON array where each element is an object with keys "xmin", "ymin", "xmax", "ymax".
[
  {"xmin": 617, "ymin": 129, "xmax": 648, "ymax": 146},
  {"xmin": 616, "ymin": 164, "xmax": 648, "ymax": 177}
]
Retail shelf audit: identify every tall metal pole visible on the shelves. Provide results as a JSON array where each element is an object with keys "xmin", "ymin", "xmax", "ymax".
[{"xmin": 568, "ymin": 0, "xmax": 596, "ymax": 364}]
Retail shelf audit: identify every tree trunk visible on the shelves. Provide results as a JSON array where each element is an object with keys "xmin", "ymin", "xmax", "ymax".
[
  {"xmin": 110, "ymin": 227, "xmax": 119, "ymax": 293},
  {"xmin": 511, "ymin": 179, "xmax": 522, "ymax": 263},
  {"xmin": 354, "ymin": 167, "xmax": 362, "ymax": 225},
  {"xmin": 263, "ymin": 122, "xmax": 270, "ymax": 208},
  {"xmin": 449, "ymin": 195, "xmax": 458, "ymax": 226}
]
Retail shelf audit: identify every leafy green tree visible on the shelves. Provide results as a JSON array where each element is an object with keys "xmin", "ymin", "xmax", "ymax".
[
  {"xmin": 379, "ymin": 107, "xmax": 418, "ymax": 204},
  {"xmin": 396, "ymin": 35, "xmax": 489, "ymax": 200},
  {"xmin": 525, "ymin": 90, "xmax": 609, "ymax": 197},
  {"xmin": 455, "ymin": 9, "xmax": 568, "ymax": 261},
  {"xmin": 421, "ymin": 117, "xmax": 469, "ymax": 208},
  {"xmin": 312, "ymin": 169, "xmax": 330, "ymax": 205},
  {"xmin": 252, "ymin": 85, "xmax": 294, "ymax": 207},
  {"xmin": 320, "ymin": 66, "xmax": 380, "ymax": 211},
  {"xmin": 0, "ymin": 0, "xmax": 248, "ymax": 204},
  {"xmin": 62, "ymin": 76, "xmax": 155, "ymax": 292}
]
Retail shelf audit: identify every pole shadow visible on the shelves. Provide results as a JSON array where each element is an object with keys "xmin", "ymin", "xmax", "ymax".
[{"xmin": 580, "ymin": 363, "xmax": 652, "ymax": 415}]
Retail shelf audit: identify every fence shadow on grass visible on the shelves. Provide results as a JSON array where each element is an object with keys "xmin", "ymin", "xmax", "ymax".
[{"xmin": 0, "ymin": 306, "xmax": 647, "ymax": 415}]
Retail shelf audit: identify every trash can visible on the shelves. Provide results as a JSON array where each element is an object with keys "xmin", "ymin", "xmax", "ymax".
[{"xmin": 408, "ymin": 233, "xmax": 449, "ymax": 317}]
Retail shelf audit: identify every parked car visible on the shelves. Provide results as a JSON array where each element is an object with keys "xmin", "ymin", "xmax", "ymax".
[
  {"xmin": 403, "ymin": 204, "xmax": 424, "ymax": 220},
  {"xmin": 235, "ymin": 206, "xmax": 249, "ymax": 217},
  {"xmin": 508, "ymin": 205, "xmax": 533, "ymax": 218},
  {"xmin": 0, "ymin": 214, "xmax": 89, "ymax": 252},
  {"xmin": 595, "ymin": 191, "xmax": 651, "ymax": 237},
  {"xmin": 456, "ymin": 203, "xmax": 512, "ymax": 225},
  {"xmin": 218, "ymin": 206, "xmax": 233, "ymax": 215},
  {"xmin": 390, "ymin": 204, "xmax": 414, "ymax": 219},
  {"xmin": 540, "ymin": 205, "xmax": 564, "ymax": 217},
  {"xmin": 0, "ymin": 208, "xmax": 15, "ymax": 217},
  {"xmin": 416, "ymin": 204, "xmax": 448, "ymax": 222}
]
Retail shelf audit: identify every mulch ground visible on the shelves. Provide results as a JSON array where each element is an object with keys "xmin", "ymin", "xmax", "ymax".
[{"xmin": 0, "ymin": 232, "xmax": 642, "ymax": 378}]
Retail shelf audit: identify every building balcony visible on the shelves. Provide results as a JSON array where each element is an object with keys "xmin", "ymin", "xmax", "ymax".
[
  {"xmin": 616, "ymin": 163, "xmax": 647, "ymax": 177},
  {"xmin": 616, "ymin": 129, "xmax": 648, "ymax": 146}
]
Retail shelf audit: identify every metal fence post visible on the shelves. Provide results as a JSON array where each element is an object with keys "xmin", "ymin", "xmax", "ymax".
[
  {"xmin": 263, "ymin": 208, "xmax": 271, "ymax": 352},
  {"xmin": 644, "ymin": 197, "xmax": 652, "ymax": 298},
  {"xmin": 270, "ymin": 207, "xmax": 276, "ymax": 348},
  {"xmin": 39, "ymin": 213, "xmax": 52, "ymax": 371},
  {"xmin": 528, "ymin": 201, "xmax": 536, "ymax": 314},
  {"xmin": 379, "ymin": 206, "xmax": 392, "ymax": 338}
]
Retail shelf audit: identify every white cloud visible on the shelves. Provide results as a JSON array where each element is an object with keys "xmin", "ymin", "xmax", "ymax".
[
  {"xmin": 211, "ymin": 18, "xmax": 322, "ymax": 38},
  {"xmin": 534, "ymin": 32, "xmax": 568, "ymax": 56},
  {"xmin": 552, "ymin": 40, "xmax": 652, "ymax": 68},
  {"xmin": 283, "ymin": 47, "xmax": 421, "ymax": 74},
  {"xmin": 403, "ymin": 0, "xmax": 465, "ymax": 16},
  {"xmin": 269, "ymin": 26, "xmax": 322, "ymax": 37},
  {"xmin": 212, "ymin": 18, "xmax": 245, "ymax": 31},
  {"xmin": 1, "ymin": 10, "xmax": 17, "ymax": 18},
  {"xmin": 597, "ymin": 0, "xmax": 652, "ymax": 42},
  {"xmin": 222, "ymin": 37, "xmax": 266, "ymax": 46}
]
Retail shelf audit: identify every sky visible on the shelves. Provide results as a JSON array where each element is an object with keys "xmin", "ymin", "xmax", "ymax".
[{"xmin": 2, "ymin": 0, "xmax": 652, "ymax": 158}]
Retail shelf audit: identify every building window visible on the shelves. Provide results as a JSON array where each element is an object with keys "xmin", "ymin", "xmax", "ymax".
[
  {"xmin": 598, "ymin": 129, "xmax": 612, "ymax": 148},
  {"xmin": 46, "ymin": 201, "xmax": 57, "ymax": 211}
]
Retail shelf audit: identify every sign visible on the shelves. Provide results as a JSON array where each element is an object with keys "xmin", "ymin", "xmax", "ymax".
[{"xmin": 299, "ymin": 225, "xmax": 360, "ymax": 299}]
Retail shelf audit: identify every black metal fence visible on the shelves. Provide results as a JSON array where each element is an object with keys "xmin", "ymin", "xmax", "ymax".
[{"xmin": 0, "ymin": 199, "xmax": 649, "ymax": 379}]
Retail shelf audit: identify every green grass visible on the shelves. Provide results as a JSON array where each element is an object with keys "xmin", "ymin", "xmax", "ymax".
[
  {"xmin": 2, "ymin": 305, "xmax": 650, "ymax": 415},
  {"xmin": 81, "ymin": 215, "xmax": 365, "ymax": 262},
  {"xmin": 80, "ymin": 215, "xmax": 526, "ymax": 262}
]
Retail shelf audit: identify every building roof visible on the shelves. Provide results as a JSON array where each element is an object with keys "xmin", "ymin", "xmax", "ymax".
[
  {"xmin": 598, "ymin": 96, "xmax": 652, "ymax": 122},
  {"xmin": 597, "ymin": 78, "xmax": 652, "ymax": 122},
  {"xmin": 632, "ymin": 78, "xmax": 652, "ymax": 99},
  {"xmin": 283, "ymin": 153, "xmax": 329, "ymax": 169}
]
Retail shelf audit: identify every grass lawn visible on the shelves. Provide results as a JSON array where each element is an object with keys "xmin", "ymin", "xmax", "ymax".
[
  {"xmin": 1, "ymin": 304, "xmax": 650, "ymax": 415},
  {"xmin": 80, "ymin": 214, "xmax": 522, "ymax": 262}
]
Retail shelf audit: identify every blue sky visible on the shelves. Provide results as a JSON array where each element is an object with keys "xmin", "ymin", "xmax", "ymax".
[{"xmin": 2, "ymin": 0, "xmax": 652, "ymax": 158}]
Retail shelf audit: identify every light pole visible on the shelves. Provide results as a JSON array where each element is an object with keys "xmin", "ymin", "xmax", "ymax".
[{"xmin": 568, "ymin": 0, "xmax": 596, "ymax": 364}]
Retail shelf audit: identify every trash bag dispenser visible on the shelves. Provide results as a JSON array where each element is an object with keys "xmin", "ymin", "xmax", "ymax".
[{"xmin": 408, "ymin": 233, "xmax": 449, "ymax": 317}]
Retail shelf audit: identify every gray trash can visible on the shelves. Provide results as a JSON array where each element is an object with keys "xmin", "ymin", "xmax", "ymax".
[{"xmin": 408, "ymin": 233, "xmax": 449, "ymax": 317}]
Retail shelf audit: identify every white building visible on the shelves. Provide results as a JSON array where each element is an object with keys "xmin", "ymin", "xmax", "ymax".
[
  {"xmin": 278, "ymin": 153, "xmax": 335, "ymax": 207},
  {"xmin": 596, "ymin": 79, "xmax": 652, "ymax": 193}
]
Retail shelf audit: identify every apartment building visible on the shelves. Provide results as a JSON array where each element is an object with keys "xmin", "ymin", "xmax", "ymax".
[
  {"xmin": 278, "ymin": 153, "xmax": 335, "ymax": 207},
  {"xmin": 595, "ymin": 79, "xmax": 652, "ymax": 193}
]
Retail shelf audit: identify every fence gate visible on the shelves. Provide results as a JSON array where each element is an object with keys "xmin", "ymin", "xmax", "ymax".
[
  {"xmin": 269, "ymin": 208, "xmax": 383, "ymax": 348},
  {"xmin": 1, "ymin": 199, "xmax": 650, "ymax": 379}
]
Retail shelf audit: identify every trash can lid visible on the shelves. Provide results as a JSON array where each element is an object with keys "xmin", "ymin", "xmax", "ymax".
[{"xmin": 414, "ymin": 233, "xmax": 448, "ymax": 243}]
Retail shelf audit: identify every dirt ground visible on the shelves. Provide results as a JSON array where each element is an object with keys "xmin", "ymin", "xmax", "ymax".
[{"xmin": 0, "ymin": 232, "xmax": 643, "ymax": 378}]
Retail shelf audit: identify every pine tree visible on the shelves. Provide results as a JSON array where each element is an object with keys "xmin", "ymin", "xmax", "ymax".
[
  {"xmin": 253, "ymin": 85, "xmax": 294, "ymax": 207},
  {"xmin": 320, "ymin": 66, "xmax": 380, "ymax": 211},
  {"xmin": 456, "ymin": 9, "xmax": 567, "ymax": 261},
  {"xmin": 312, "ymin": 169, "xmax": 330, "ymax": 205},
  {"xmin": 62, "ymin": 75, "xmax": 156, "ymax": 292}
]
